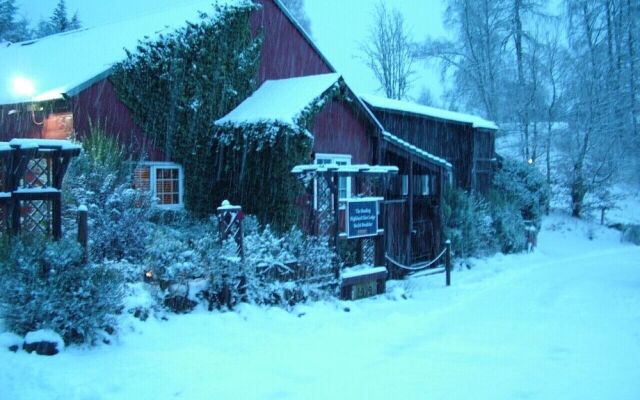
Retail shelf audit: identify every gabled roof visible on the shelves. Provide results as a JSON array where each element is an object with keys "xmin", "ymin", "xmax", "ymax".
[
  {"xmin": 361, "ymin": 94, "xmax": 499, "ymax": 131},
  {"xmin": 0, "ymin": 0, "xmax": 253, "ymax": 106},
  {"xmin": 216, "ymin": 73, "xmax": 341, "ymax": 128}
]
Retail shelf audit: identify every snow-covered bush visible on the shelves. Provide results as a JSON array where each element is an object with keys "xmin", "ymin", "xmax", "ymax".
[
  {"xmin": 443, "ymin": 188, "xmax": 497, "ymax": 258},
  {"xmin": 89, "ymin": 185, "xmax": 152, "ymax": 262},
  {"xmin": 146, "ymin": 217, "xmax": 220, "ymax": 284},
  {"xmin": 0, "ymin": 237, "xmax": 124, "ymax": 345},
  {"xmin": 141, "ymin": 215, "xmax": 336, "ymax": 311},
  {"xmin": 63, "ymin": 128, "xmax": 153, "ymax": 263},
  {"xmin": 489, "ymin": 195, "xmax": 527, "ymax": 253},
  {"xmin": 144, "ymin": 217, "xmax": 222, "ymax": 311},
  {"xmin": 493, "ymin": 158, "xmax": 550, "ymax": 226},
  {"xmin": 242, "ymin": 227, "xmax": 336, "ymax": 306}
]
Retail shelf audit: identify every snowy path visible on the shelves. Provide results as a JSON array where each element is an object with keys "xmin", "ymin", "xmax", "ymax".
[{"xmin": 1, "ymin": 217, "xmax": 640, "ymax": 399}]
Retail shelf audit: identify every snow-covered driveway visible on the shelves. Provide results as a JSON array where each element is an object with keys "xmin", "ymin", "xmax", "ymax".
[{"xmin": 2, "ymin": 216, "xmax": 639, "ymax": 399}]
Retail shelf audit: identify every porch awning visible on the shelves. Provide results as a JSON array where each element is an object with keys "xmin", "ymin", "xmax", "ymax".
[
  {"xmin": 291, "ymin": 163, "xmax": 398, "ymax": 175},
  {"xmin": 381, "ymin": 131, "xmax": 452, "ymax": 170}
]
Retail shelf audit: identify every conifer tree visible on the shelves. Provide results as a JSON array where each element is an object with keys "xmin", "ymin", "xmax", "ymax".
[
  {"xmin": 0, "ymin": 0, "xmax": 30, "ymax": 43},
  {"xmin": 36, "ymin": 0, "xmax": 81, "ymax": 38}
]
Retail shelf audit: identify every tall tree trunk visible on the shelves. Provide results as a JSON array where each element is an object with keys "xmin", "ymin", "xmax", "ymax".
[
  {"xmin": 628, "ymin": 0, "xmax": 638, "ymax": 138},
  {"xmin": 513, "ymin": 0, "xmax": 529, "ymax": 161}
]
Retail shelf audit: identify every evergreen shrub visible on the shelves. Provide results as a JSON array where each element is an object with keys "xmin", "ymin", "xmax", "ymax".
[
  {"xmin": 443, "ymin": 188, "xmax": 497, "ymax": 258},
  {"xmin": 144, "ymin": 220, "xmax": 337, "ymax": 311},
  {"xmin": 0, "ymin": 237, "xmax": 124, "ymax": 345},
  {"xmin": 493, "ymin": 158, "xmax": 550, "ymax": 226}
]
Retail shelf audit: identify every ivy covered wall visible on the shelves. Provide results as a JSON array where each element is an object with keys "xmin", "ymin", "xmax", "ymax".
[
  {"xmin": 110, "ymin": 2, "xmax": 327, "ymax": 231},
  {"xmin": 111, "ymin": 3, "xmax": 263, "ymax": 217}
]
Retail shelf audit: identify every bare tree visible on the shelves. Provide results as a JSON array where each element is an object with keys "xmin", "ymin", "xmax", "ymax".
[
  {"xmin": 359, "ymin": 2, "xmax": 417, "ymax": 100},
  {"xmin": 420, "ymin": 0, "xmax": 510, "ymax": 122}
]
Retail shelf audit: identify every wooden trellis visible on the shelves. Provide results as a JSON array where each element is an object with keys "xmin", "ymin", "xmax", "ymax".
[
  {"xmin": 0, "ymin": 139, "xmax": 80, "ymax": 239},
  {"xmin": 291, "ymin": 163, "xmax": 398, "ymax": 266}
]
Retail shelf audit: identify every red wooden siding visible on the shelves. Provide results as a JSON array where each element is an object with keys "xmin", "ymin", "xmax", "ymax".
[
  {"xmin": 312, "ymin": 99, "xmax": 374, "ymax": 164},
  {"xmin": 69, "ymin": 79, "xmax": 167, "ymax": 161},
  {"xmin": 252, "ymin": 0, "xmax": 333, "ymax": 84}
]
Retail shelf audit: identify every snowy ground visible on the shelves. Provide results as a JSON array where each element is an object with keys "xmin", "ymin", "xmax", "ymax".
[{"xmin": 1, "ymin": 213, "xmax": 639, "ymax": 400}]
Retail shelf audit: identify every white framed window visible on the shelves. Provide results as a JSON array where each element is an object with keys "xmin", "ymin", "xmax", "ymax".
[
  {"xmin": 134, "ymin": 162, "xmax": 184, "ymax": 209},
  {"xmin": 314, "ymin": 153, "xmax": 352, "ymax": 209}
]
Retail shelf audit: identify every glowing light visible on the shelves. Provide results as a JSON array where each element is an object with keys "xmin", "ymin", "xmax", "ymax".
[
  {"xmin": 12, "ymin": 76, "xmax": 35, "ymax": 96},
  {"xmin": 528, "ymin": 158, "xmax": 534, "ymax": 165},
  {"xmin": 145, "ymin": 271, "xmax": 153, "ymax": 279}
]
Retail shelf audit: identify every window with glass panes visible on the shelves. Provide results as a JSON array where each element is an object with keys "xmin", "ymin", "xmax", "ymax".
[
  {"xmin": 133, "ymin": 162, "xmax": 184, "ymax": 209},
  {"xmin": 155, "ymin": 167, "xmax": 180, "ymax": 205}
]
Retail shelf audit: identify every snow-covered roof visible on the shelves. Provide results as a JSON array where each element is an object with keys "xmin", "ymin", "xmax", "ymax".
[
  {"xmin": 0, "ymin": 0, "xmax": 248, "ymax": 106},
  {"xmin": 361, "ymin": 94, "xmax": 499, "ymax": 131},
  {"xmin": 0, "ymin": 142, "xmax": 12, "ymax": 153},
  {"xmin": 382, "ymin": 131, "xmax": 452, "ymax": 170},
  {"xmin": 216, "ymin": 73, "xmax": 341, "ymax": 128},
  {"xmin": 291, "ymin": 163, "xmax": 398, "ymax": 175}
]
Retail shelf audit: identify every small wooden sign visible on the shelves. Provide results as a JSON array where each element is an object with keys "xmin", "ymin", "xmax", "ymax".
[{"xmin": 345, "ymin": 198, "xmax": 381, "ymax": 239}]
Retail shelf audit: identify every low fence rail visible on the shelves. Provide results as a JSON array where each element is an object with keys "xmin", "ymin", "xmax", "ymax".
[{"xmin": 385, "ymin": 240, "xmax": 452, "ymax": 286}]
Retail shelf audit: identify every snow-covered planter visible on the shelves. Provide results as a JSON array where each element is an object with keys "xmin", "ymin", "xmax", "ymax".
[{"xmin": 23, "ymin": 330, "xmax": 65, "ymax": 356}]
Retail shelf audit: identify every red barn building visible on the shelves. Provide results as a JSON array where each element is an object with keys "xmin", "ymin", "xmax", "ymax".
[{"xmin": 0, "ymin": 0, "xmax": 495, "ymax": 268}]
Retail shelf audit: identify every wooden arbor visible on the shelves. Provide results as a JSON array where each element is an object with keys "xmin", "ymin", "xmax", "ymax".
[
  {"xmin": 0, "ymin": 139, "xmax": 80, "ymax": 239},
  {"xmin": 291, "ymin": 163, "xmax": 398, "ymax": 267}
]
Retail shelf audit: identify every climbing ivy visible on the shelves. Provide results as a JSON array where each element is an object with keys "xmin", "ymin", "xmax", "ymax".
[
  {"xmin": 111, "ymin": 2, "xmax": 346, "ymax": 230},
  {"xmin": 111, "ymin": 2, "xmax": 262, "ymax": 216},
  {"xmin": 214, "ymin": 81, "xmax": 348, "ymax": 231}
]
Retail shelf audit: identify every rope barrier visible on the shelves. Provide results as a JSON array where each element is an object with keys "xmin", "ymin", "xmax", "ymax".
[{"xmin": 385, "ymin": 247, "xmax": 448, "ymax": 272}]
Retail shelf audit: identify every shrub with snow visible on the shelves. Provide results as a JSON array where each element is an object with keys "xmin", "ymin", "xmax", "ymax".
[
  {"xmin": 0, "ymin": 236, "xmax": 125, "ymax": 345},
  {"xmin": 65, "ymin": 127, "xmax": 151, "ymax": 262},
  {"xmin": 488, "ymin": 194, "xmax": 527, "ymax": 253},
  {"xmin": 493, "ymin": 158, "xmax": 550, "ymax": 226},
  {"xmin": 63, "ymin": 127, "xmax": 153, "ymax": 263},
  {"xmin": 143, "ymin": 220, "xmax": 337, "ymax": 311},
  {"xmin": 242, "ymin": 227, "xmax": 336, "ymax": 306},
  {"xmin": 443, "ymin": 188, "xmax": 497, "ymax": 258}
]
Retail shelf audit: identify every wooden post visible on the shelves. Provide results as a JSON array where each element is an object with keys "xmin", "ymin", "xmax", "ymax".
[
  {"xmin": 445, "ymin": 240, "xmax": 452, "ymax": 286},
  {"xmin": 77, "ymin": 205, "xmax": 88, "ymax": 261},
  {"xmin": 52, "ymin": 192, "xmax": 62, "ymax": 240},
  {"xmin": 331, "ymin": 171, "xmax": 340, "ymax": 279},
  {"xmin": 217, "ymin": 200, "xmax": 244, "ymax": 260},
  {"xmin": 11, "ymin": 199, "xmax": 20, "ymax": 235},
  {"xmin": 407, "ymin": 157, "xmax": 414, "ymax": 266},
  {"xmin": 332, "ymin": 171, "xmax": 339, "ymax": 250}
]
